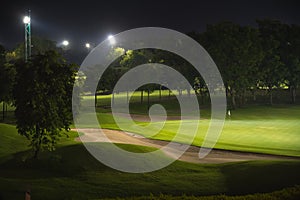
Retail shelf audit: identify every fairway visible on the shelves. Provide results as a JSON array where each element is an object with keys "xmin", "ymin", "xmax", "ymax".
[{"xmin": 88, "ymin": 93, "xmax": 300, "ymax": 157}]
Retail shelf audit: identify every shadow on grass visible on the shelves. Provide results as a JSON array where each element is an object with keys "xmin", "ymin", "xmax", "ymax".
[
  {"xmin": 221, "ymin": 160, "xmax": 300, "ymax": 195},
  {"xmin": 1, "ymin": 143, "xmax": 300, "ymax": 199}
]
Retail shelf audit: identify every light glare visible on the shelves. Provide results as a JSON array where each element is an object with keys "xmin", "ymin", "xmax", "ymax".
[
  {"xmin": 62, "ymin": 40, "xmax": 69, "ymax": 46},
  {"xmin": 108, "ymin": 35, "xmax": 116, "ymax": 45},
  {"xmin": 23, "ymin": 16, "xmax": 31, "ymax": 24}
]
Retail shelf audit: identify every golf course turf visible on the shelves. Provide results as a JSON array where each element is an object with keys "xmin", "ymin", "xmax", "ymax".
[{"xmin": 0, "ymin": 93, "xmax": 300, "ymax": 199}]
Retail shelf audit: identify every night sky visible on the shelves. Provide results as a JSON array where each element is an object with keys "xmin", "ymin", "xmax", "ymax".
[{"xmin": 1, "ymin": 0, "xmax": 300, "ymax": 50}]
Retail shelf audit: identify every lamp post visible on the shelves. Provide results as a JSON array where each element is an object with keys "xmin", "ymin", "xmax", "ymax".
[{"xmin": 23, "ymin": 11, "xmax": 31, "ymax": 62}]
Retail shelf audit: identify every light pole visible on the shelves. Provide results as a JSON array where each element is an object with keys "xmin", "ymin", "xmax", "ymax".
[{"xmin": 23, "ymin": 11, "xmax": 31, "ymax": 62}]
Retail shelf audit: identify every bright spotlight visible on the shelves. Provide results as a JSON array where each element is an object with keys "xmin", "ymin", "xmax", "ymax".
[
  {"xmin": 23, "ymin": 16, "xmax": 31, "ymax": 24},
  {"xmin": 62, "ymin": 40, "xmax": 69, "ymax": 46},
  {"xmin": 108, "ymin": 35, "xmax": 116, "ymax": 45},
  {"xmin": 85, "ymin": 43, "xmax": 91, "ymax": 48}
]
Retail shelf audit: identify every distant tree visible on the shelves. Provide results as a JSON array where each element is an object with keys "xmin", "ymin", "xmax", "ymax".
[
  {"xmin": 83, "ymin": 47, "xmax": 125, "ymax": 106},
  {"xmin": 279, "ymin": 24, "xmax": 300, "ymax": 103},
  {"xmin": 257, "ymin": 20, "xmax": 286, "ymax": 105},
  {"xmin": 120, "ymin": 49, "xmax": 152, "ymax": 103},
  {"xmin": 193, "ymin": 76, "xmax": 208, "ymax": 104},
  {"xmin": 199, "ymin": 22, "xmax": 263, "ymax": 108},
  {"xmin": 14, "ymin": 50, "xmax": 77, "ymax": 158},
  {"xmin": 0, "ymin": 45, "xmax": 7, "ymax": 119},
  {"xmin": 8, "ymin": 36, "xmax": 58, "ymax": 61},
  {"xmin": 0, "ymin": 45, "xmax": 16, "ymax": 120}
]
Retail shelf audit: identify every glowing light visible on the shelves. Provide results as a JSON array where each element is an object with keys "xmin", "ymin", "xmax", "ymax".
[
  {"xmin": 62, "ymin": 40, "xmax": 69, "ymax": 46},
  {"xmin": 108, "ymin": 35, "xmax": 116, "ymax": 45},
  {"xmin": 23, "ymin": 16, "xmax": 31, "ymax": 24}
]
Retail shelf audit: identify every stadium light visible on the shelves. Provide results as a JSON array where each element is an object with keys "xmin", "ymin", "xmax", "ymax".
[
  {"xmin": 62, "ymin": 40, "xmax": 69, "ymax": 46},
  {"xmin": 108, "ymin": 35, "xmax": 116, "ymax": 45}
]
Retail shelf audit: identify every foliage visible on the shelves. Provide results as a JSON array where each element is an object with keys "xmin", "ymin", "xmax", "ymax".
[
  {"xmin": 13, "ymin": 50, "xmax": 77, "ymax": 158},
  {"xmin": 195, "ymin": 22, "xmax": 263, "ymax": 108}
]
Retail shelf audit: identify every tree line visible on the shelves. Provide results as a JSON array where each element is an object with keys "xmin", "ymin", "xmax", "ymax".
[{"xmin": 83, "ymin": 19, "xmax": 300, "ymax": 109}]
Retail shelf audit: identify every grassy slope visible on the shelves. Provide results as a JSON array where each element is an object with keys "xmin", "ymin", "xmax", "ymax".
[{"xmin": 0, "ymin": 123, "xmax": 29, "ymax": 161}]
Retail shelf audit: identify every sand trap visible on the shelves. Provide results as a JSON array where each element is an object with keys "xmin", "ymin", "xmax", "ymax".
[{"xmin": 73, "ymin": 128, "xmax": 298, "ymax": 164}]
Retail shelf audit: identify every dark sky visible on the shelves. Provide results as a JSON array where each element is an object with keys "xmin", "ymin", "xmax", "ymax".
[{"xmin": 1, "ymin": 0, "xmax": 300, "ymax": 50}]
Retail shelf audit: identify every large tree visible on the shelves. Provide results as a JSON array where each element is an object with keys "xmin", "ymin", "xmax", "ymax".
[
  {"xmin": 0, "ymin": 45, "xmax": 16, "ymax": 120},
  {"xmin": 14, "ymin": 50, "xmax": 77, "ymax": 158},
  {"xmin": 198, "ymin": 22, "xmax": 263, "ymax": 108},
  {"xmin": 279, "ymin": 24, "xmax": 300, "ymax": 103},
  {"xmin": 257, "ymin": 20, "xmax": 286, "ymax": 105}
]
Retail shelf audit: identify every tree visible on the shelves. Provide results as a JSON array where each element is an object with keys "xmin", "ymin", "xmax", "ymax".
[
  {"xmin": 198, "ymin": 22, "xmax": 263, "ymax": 108},
  {"xmin": 0, "ymin": 45, "xmax": 16, "ymax": 120},
  {"xmin": 280, "ymin": 24, "xmax": 300, "ymax": 103},
  {"xmin": 120, "ymin": 49, "xmax": 153, "ymax": 103},
  {"xmin": 0, "ymin": 44, "xmax": 7, "ymax": 120},
  {"xmin": 257, "ymin": 20, "xmax": 286, "ymax": 105},
  {"xmin": 11, "ymin": 36, "xmax": 62, "ymax": 58},
  {"xmin": 14, "ymin": 50, "xmax": 77, "ymax": 158}
]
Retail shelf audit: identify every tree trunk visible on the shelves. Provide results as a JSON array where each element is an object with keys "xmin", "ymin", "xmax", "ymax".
[
  {"xmin": 229, "ymin": 88, "xmax": 236, "ymax": 109},
  {"xmin": 291, "ymin": 86, "xmax": 296, "ymax": 104},
  {"xmin": 34, "ymin": 125, "xmax": 41, "ymax": 159},
  {"xmin": 241, "ymin": 90, "xmax": 246, "ymax": 106},
  {"xmin": 147, "ymin": 89, "xmax": 150, "ymax": 110},
  {"xmin": 33, "ymin": 147, "xmax": 40, "ymax": 159},
  {"xmin": 187, "ymin": 88, "xmax": 191, "ymax": 97},
  {"xmin": 159, "ymin": 86, "xmax": 162, "ymax": 101},
  {"xmin": 112, "ymin": 93, "xmax": 115, "ymax": 105},
  {"xmin": 225, "ymin": 87, "xmax": 229, "ymax": 104},
  {"xmin": 95, "ymin": 93, "xmax": 97, "ymax": 107},
  {"xmin": 2, "ymin": 102, "xmax": 4, "ymax": 121},
  {"xmin": 252, "ymin": 89, "xmax": 256, "ymax": 101},
  {"xmin": 141, "ymin": 90, "xmax": 143, "ymax": 103},
  {"xmin": 126, "ymin": 90, "xmax": 129, "ymax": 103},
  {"xmin": 231, "ymin": 94, "xmax": 236, "ymax": 109},
  {"xmin": 269, "ymin": 89, "xmax": 273, "ymax": 105},
  {"xmin": 199, "ymin": 90, "xmax": 204, "ymax": 105}
]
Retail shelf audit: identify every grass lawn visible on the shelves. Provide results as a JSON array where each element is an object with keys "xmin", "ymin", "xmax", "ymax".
[
  {"xmin": 1, "ymin": 124, "xmax": 300, "ymax": 199},
  {"xmin": 89, "ymin": 92, "xmax": 300, "ymax": 157},
  {"xmin": 1, "ymin": 92, "xmax": 300, "ymax": 199}
]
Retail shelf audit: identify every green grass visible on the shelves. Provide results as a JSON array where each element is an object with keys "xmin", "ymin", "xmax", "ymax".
[
  {"xmin": 0, "ymin": 124, "xmax": 300, "ymax": 199},
  {"xmin": 1, "ymin": 123, "xmax": 300, "ymax": 199},
  {"xmin": 99, "ymin": 185, "xmax": 300, "ymax": 199},
  {"xmin": 0, "ymin": 123, "xmax": 29, "ymax": 162},
  {"xmin": 1, "ymin": 92, "xmax": 300, "ymax": 199},
  {"xmin": 91, "ymin": 99, "xmax": 300, "ymax": 157}
]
